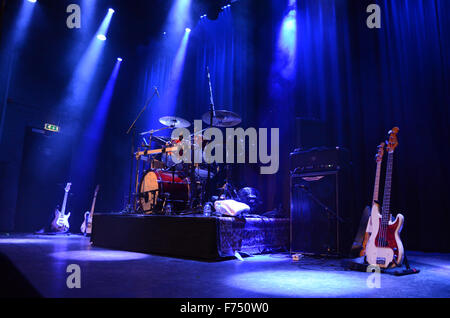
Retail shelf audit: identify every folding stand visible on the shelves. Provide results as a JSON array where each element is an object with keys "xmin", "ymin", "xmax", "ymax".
[{"xmin": 342, "ymin": 252, "xmax": 420, "ymax": 276}]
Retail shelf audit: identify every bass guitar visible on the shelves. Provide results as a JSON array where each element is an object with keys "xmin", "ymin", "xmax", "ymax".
[
  {"xmin": 359, "ymin": 142, "xmax": 385, "ymax": 257},
  {"xmin": 365, "ymin": 127, "xmax": 404, "ymax": 268},
  {"xmin": 50, "ymin": 182, "xmax": 72, "ymax": 233},
  {"xmin": 81, "ymin": 184, "xmax": 100, "ymax": 235}
]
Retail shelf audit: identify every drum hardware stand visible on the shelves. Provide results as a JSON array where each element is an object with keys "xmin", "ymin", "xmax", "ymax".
[
  {"xmin": 162, "ymin": 193, "xmax": 172, "ymax": 215},
  {"xmin": 125, "ymin": 87, "xmax": 159, "ymax": 213},
  {"xmin": 219, "ymin": 163, "xmax": 238, "ymax": 199},
  {"xmin": 141, "ymin": 127, "xmax": 174, "ymax": 173},
  {"xmin": 137, "ymin": 189, "xmax": 159, "ymax": 214}
]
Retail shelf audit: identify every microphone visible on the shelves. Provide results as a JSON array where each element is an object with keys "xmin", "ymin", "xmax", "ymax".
[{"xmin": 154, "ymin": 86, "xmax": 160, "ymax": 98}]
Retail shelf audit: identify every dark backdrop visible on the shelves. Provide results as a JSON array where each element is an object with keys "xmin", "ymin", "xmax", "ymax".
[{"xmin": 0, "ymin": 0, "xmax": 448, "ymax": 252}]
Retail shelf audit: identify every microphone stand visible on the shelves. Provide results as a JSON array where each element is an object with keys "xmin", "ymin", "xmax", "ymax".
[
  {"xmin": 124, "ymin": 87, "xmax": 159, "ymax": 213},
  {"xmin": 206, "ymin": 66, "xmax": 216, "ymax": 204}
]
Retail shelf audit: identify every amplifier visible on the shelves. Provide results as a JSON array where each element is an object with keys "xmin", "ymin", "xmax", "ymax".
[
  {"xmin": 289, "ymin": 147, "xmax": 350, "ymax": 173},
  {"xmin": 290, "ymin": 148, "xmax": 354, "ymax": 257}
]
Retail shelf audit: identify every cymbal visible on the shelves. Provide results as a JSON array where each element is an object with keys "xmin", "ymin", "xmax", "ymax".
[
  {"xmin": 159, "ymin": 116, "xmax": 191, "ymax": 128},
  {"xmin": 202, "ymin": 110, "xmax": 242, "ymax": 127}
]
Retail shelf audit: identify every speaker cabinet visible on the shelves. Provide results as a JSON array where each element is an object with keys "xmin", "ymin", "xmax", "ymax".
[{"xmin": 290, "ymin": 170, "xmax": 353, "ymax": 257}]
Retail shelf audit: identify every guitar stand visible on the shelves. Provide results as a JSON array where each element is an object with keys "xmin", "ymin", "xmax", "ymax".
[{"xmin": 342, "ymin": 252, "xmax": 420, "ymax": 276}]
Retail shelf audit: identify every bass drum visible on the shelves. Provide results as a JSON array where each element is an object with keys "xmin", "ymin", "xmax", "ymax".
[{"xmin": 139, "ymin": 169, "xmax": 190, "ymax": 213}]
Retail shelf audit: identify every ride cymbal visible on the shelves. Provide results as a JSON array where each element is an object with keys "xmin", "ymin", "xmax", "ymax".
[
  {"xmin": 202, "ymin": 110, "xmax": 242, "ymax": 127},
  {"xmin": 159, "ymin": 116, "xmax": 191, "ymax": 128}
]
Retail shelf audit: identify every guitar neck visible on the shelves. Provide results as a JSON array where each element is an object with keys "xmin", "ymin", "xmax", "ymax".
[
  {"xmin": 60, "ymin": 190, "xmax": 69, "ymax": 216},
  {"xmin": 90, "ymin": 193, "xmax": 98, "ymax": 215},
  {"xmin": 372, "ymin": 161, "xmax": 382, "ymax": 203},
  {"xmin": 381, "ymin": 152, "xmax": 394, "ymax": 224}
]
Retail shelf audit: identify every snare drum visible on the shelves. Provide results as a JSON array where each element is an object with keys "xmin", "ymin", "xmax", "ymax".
[{"xmin": 138, "ymin": 169, "xmax": 190, "ymax": 213}]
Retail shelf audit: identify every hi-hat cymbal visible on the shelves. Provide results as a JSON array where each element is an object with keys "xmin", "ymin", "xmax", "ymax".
[
  {"xmin": 202, "ymin": 110, "xmax": 242, "ymax": 127},
  {"xmin": 159, "ymin": 116, "xmax": 191, "ymax": 128}
]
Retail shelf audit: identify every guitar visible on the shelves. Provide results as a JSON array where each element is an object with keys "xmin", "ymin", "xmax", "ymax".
[
  {"xmin": 80, "ymin": 184, "xmax": 100, "ymax": 235},
  {"xmin": 365, "ymin": 127, "xmax": 404, "ymax": 268},
  {"xmin": 50, "ymin": 182, "xmax": 72, "ymax": 233},
  {"xmin": 359, "ymin": 142, "xmax": 385, "ymax": 257}
]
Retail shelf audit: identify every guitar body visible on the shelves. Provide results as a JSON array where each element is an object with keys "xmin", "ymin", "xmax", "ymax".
[
  {"xmin": 81, "ymin": 185, "xmax": 99, "ymax": 236},
  {"xmin": 51, "ymin": 209, "xmax": 71, "ymax": 233},
  {"xmin": 80, "ymin": 211, "xmax": 92, "ymax": 235},
  {"xmin": 365, "ymin": 203, "xmax": 404, "ymax": 268},
  {"xmin": 49, "ymin": 182, "xmax": 72, "ymax": 233},
  {"xmin": 359, "ymin": 206, "xmax": 372, "ymax": 257}
]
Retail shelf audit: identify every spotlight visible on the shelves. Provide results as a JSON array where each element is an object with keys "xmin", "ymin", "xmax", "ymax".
[
  {"xmin": 185, "ymin": 27, "xmax": 191, "ymax": 33},
  {"xmin": 108, "ymin": 8, "xmax": 115, "ymax": 14},
  {"xmin": 27, "ymin": 0, "xmax": 37, "ymax": 3},
  {"xmin": 117, "ymin": 57, "xmax": 123, "ymax": 62},
  {"xmin": 97, "ymin": 34, "xmax": 106, "ymax": 41}
]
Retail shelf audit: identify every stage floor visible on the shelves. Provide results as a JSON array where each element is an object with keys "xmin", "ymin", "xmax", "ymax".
[{"xmin": 0, "ymin": 233, "xmax": 449, "ymax": 298}]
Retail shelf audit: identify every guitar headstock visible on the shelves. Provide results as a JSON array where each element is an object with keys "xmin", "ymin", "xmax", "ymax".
[
  {"xmin": 65, "ymin": 182, "xmax": 72, "ymax": 192},
  {"xmin": 386, "ymin": 127, "xmax": 399, "ymax": 153},
  {"xmin": 375, "ymin": 142, "xmax": 385, "ymax": 163}
]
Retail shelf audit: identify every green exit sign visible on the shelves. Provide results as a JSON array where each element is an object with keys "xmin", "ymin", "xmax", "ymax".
[{"xmin": 44, "ymin": 123, "xmax": 60, "ymax": 132}]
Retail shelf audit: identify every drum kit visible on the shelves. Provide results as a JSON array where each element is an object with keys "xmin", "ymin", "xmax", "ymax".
[
  {"xmin": 125, "ymin": 67, "xmax": 245, "ymax": 215},
  {"xmin": 133, "ymin": 110, "xmax": 243, "ymax": 215}
]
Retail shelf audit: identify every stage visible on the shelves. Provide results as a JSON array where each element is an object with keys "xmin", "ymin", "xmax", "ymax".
[
  {"xmin": 1, "ymin": 0, "xmax": 449, "ymax": 303},
  {"xmin": 0, "ymin": 233, "xmax": 449, "ymax": 298},
  {"xmin": 91, "ymin": 213, "xmax": 289, "ymax": 260}
]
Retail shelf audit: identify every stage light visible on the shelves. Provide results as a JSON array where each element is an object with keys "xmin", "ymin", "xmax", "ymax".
[
  {"xmin": 166, "ymin": 0, "xmax": 192, "ymax": 34},
  {"xmin": 185, "ymin": 27, "xmax": 191, "ymax": 33},
  {"xmin": 59, "ymin": 7, "xmax": 114, "ymax": 114},
  {"xmin": 117, "ymin": 57, "xmax": 123, "ymax": 62},
  {"xmin": 27, "ymin": 0, "xmax": 37, "ymax": 3},
  {"xmin": 95, "ymin": 8, "xmax": 115, "ymax": 41}
]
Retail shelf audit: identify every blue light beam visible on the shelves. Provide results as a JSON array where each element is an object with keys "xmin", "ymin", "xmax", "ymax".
[
  {"xmin": 61, "ymin": 9, "xmax": 115, "ymax": 113},
  {"xmin": 8, "ymin": 0, "xmax": 37, "ymax": 51},
  {"xmin": 96, "ymin": 8, "xmax": 115, "ymax": 40},
  {"xmin": 167, "ymin": 0, "xmax": 192, "ymax": 34},
  {"xmin": 162, "ymin": 29, "xmax": 191, "ymax": 110},
  {"xmin": 87, "ymin": 58, "xmax": 122, "ymax": 146},
  {"xmin": 275, "ymin": 8, "xmax": 297, "ymax": 80},
  {"xmin": 72, "ymin": 59, "xmax": 122, "ymax": 193}
]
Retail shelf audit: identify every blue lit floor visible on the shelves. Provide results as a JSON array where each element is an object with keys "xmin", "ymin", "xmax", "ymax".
[{"xmin": 0, "ymin": 234, "xmax": 449, "ymax": 298}]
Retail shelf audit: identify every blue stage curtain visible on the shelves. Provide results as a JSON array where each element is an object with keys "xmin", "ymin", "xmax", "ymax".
[
  {"xmin": 137, "ymin": 0, "xmax": 449, "ymax": 251},
  {"xmin": 292, "ymin": 0, "xmax": 450, "ymax": 252}
]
